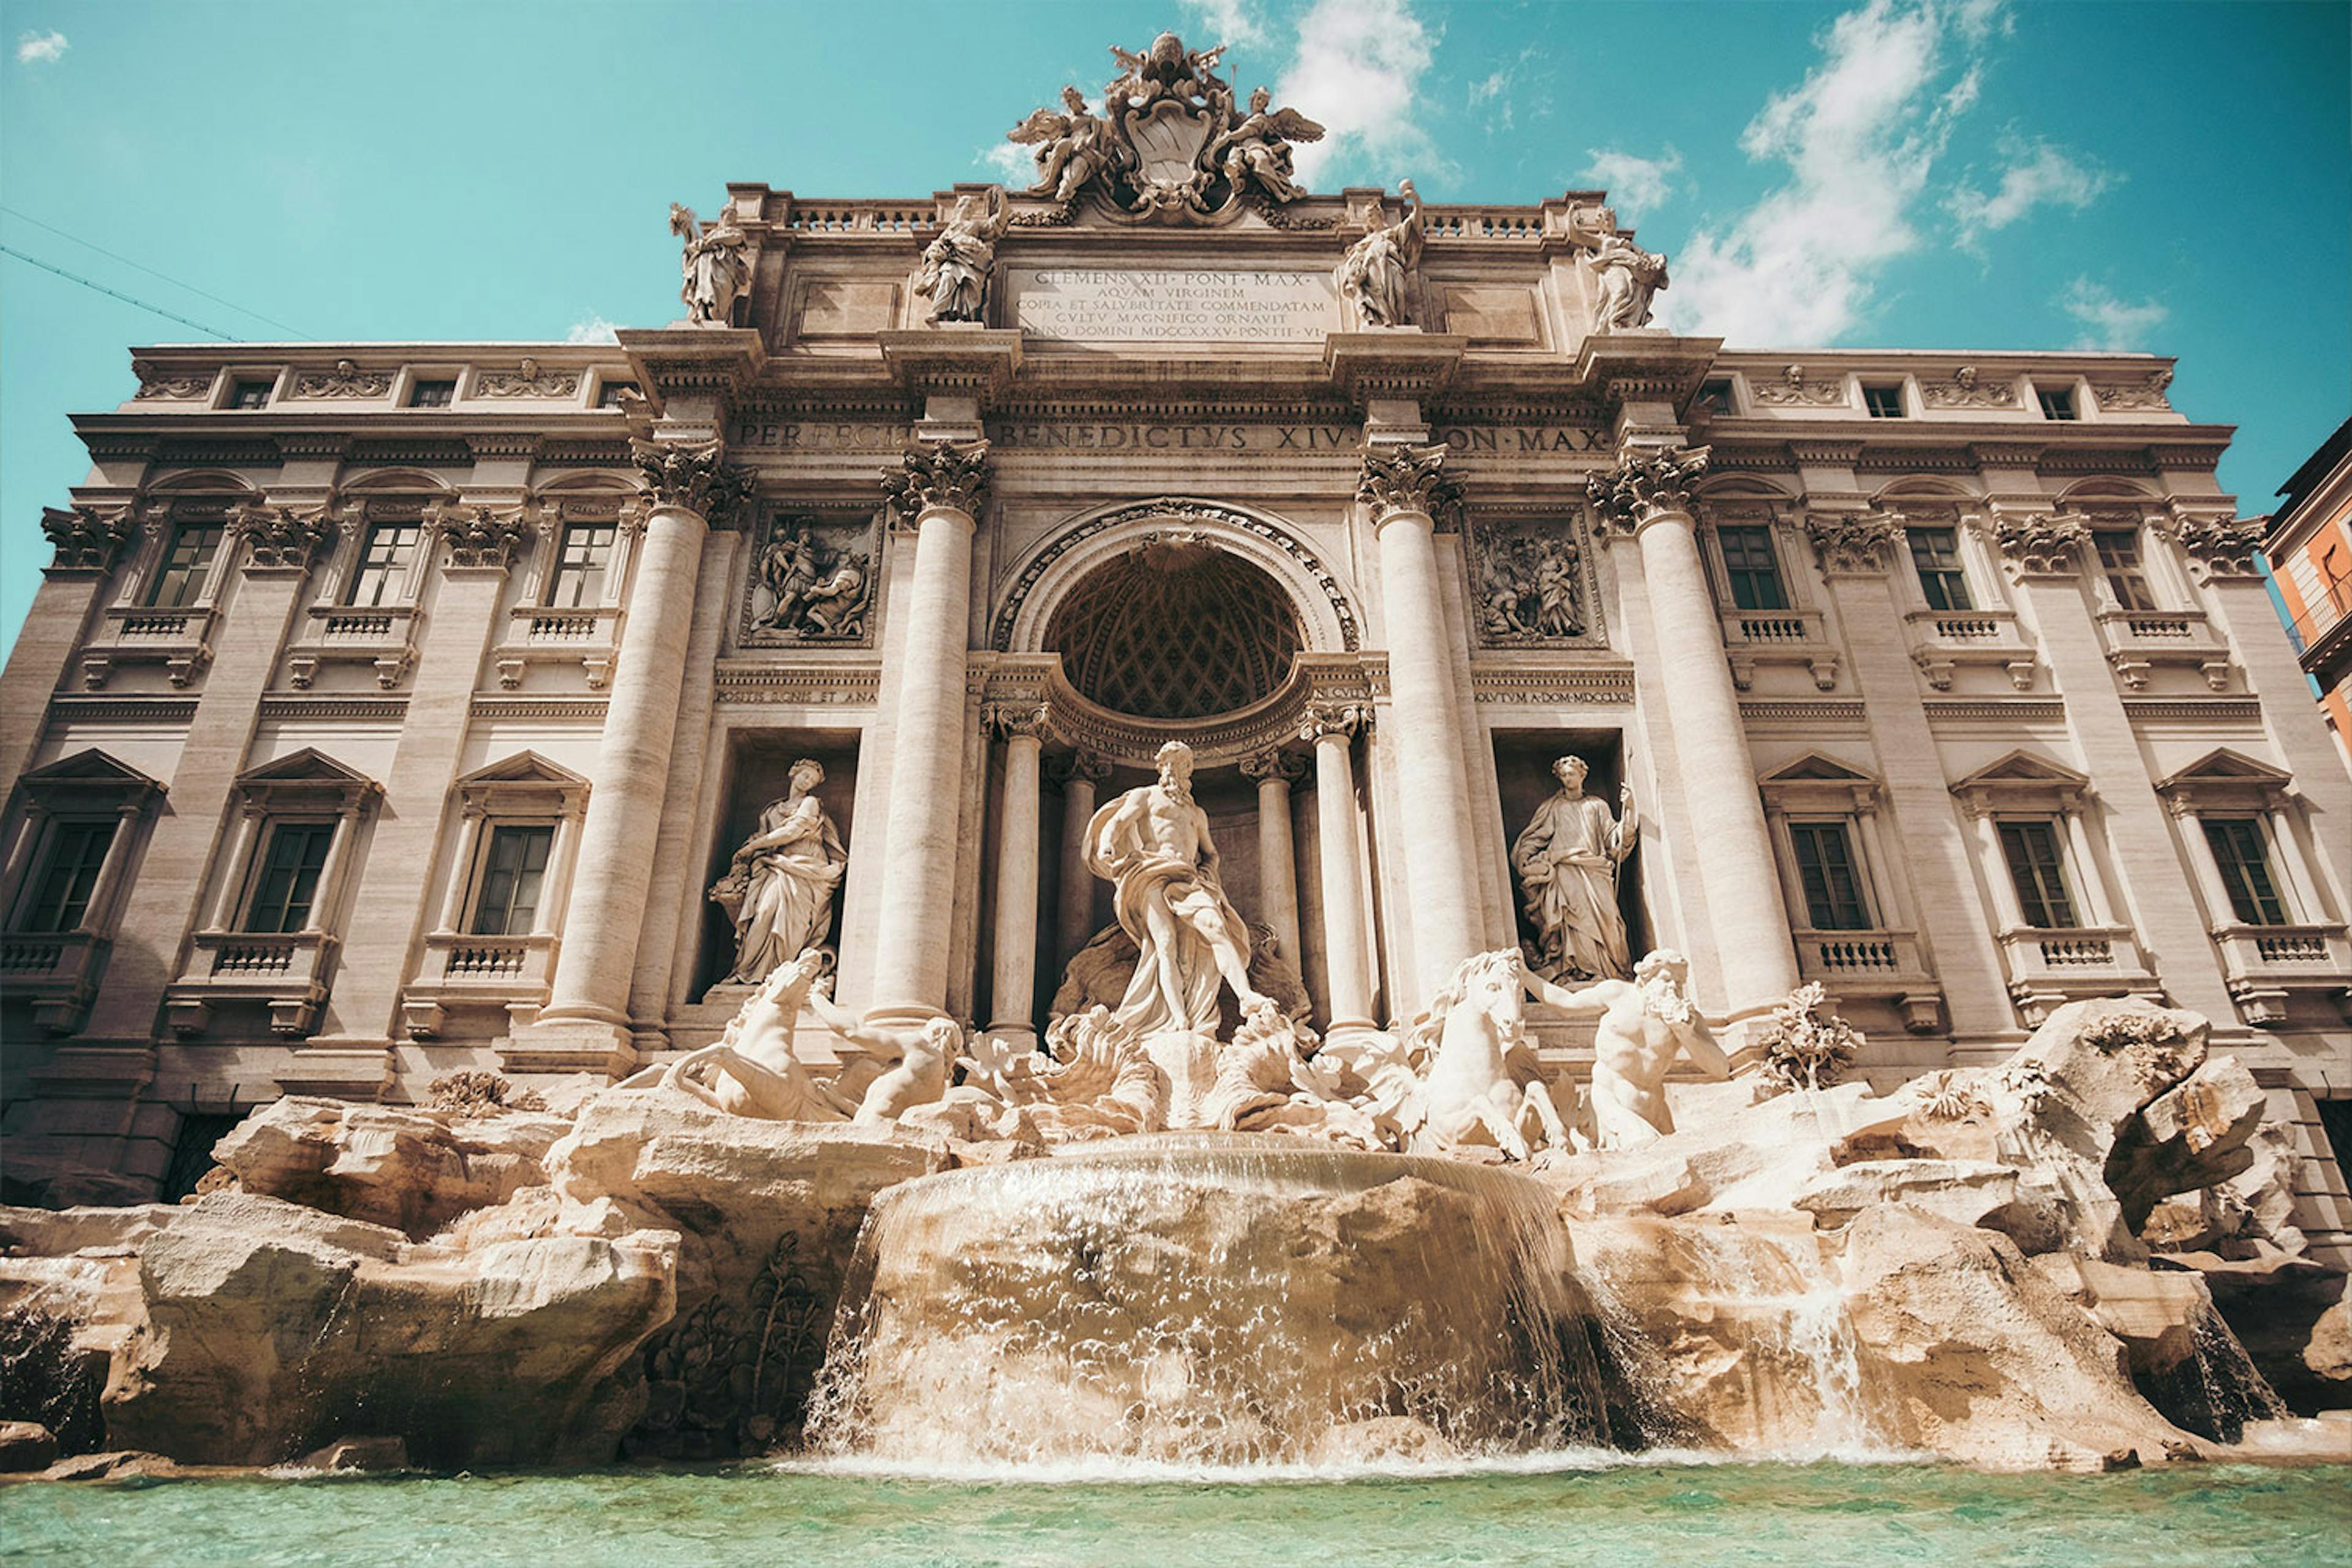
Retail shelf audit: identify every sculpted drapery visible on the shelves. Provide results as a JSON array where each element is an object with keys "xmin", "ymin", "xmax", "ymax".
[
  {"xmin": 715, "ymin": 759, "xmax": 848, "ymax": 985},
  {"xmin": 1512, "ymin": 756, "xmax": 1636, "ymax": 984}
]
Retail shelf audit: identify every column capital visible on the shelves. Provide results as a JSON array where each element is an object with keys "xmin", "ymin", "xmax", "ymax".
[
  {"xmin": 1804, "ymin": 509, "xmax": 1904, "ymax": 576},
  {"xmin": 426, "ymin": 500, "xmax": 537, "ymax": 571},
  {"xmin": 1584, "ymin": 444, "xmax": 1709, "ymax": 537},
  {"xmin": 632, "ymin": 437, "xmax": 751, "ymax": 525},
  {"xmin": 230, "ymin": 500, "xmax": 335, "ymax": 571},
  {"xmin": 1986, "ymin": 510, "xmax": 2090, "ymax": 579},
  {"xmin": 1240, "ymin": 747, "xmax": 1308, "ymax": 785},
  {"xmin": 2160, "ymin": 510, "xmax": 2266, "ymax": 582},
  {"xmin": 1299, "ymin": 701, "xmax": 1371, "ymax": 742},
  {"xmin": 1048, "ymin": 750, "xmax": 1112, "ymax": 787},
  {"xmin": 983, "ymin": 699, "xmax": 1050, "ymax": 740},
  {"xmin": 39, "ymin": 504, "xmax": 136, "ymax": 573},
  {"xmin": 883, "ymin": 439, "xmax": 991, "ymax": 524},
  {"xmin": 1355, "ymin": 443, "xmax": 1461, "ymax": 526}
]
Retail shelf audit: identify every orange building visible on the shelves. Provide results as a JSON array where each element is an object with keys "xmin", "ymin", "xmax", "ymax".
[{"xmin": 2264, "ymin": 418, "xmax": 2352, "ymax": 771}]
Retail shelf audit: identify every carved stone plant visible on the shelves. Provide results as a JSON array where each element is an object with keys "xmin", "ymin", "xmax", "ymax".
[
  {"xmin": 424, "ymin": 1071, "xmax": 547, "ymax": 1115},
  {"xmin": 1757, "ymin": 981, "xmax": 1863, "ymax": 1092},
  {"xmin": 630, "ymin": 1232, "xmax": 827, "ymax": 1459}
]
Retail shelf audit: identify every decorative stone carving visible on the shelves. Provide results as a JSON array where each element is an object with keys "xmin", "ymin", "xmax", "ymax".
[
  {"xmin": 1512, "ymin": 756, "xmax": 1635, "ymax": 984},
  {"xmin": 1751, "ymin": 364, "xmax": 1845, "ymax": 406},
  {"xmin": 230, "ymin": 502, "xmax": 334, "ymax": 570},
  {"xmin": 1237, "ymin": 747, "xmax": 1306, "ymax": 786},
  {"xmin": 745, "ymin": 514, "xmax": 876, "ymax": 644},
  {"xmin": 130, "ymin": 360, "xmax": 211, "ymax": 400},
  {"xmin": 1207, "ymin": 86, "xmax": 1324, "ymax": 206},
  {"xmin": 635, "ymin": 439, "xmax": 750, "ymax": 524},
  {"xmin": 1398, "ymin": 950, "xmax": 1574, "ymax": 1160},
  {"xmin": 1991, "ymin": 512, "xmax": 2090, "ymax": 577},
  {"xmin": 1526, "ymin": 949, "xmax": 1733, "ymax": 1148},
  {"xmin": 1008, "ymin": 86, "xmax": 1121, "ymax": 203},
  {"xmin": 474, "ymin": 358, "xmax": 581, "ymax": 398},
  {"xmin": 39, "ymin": 505, "xmax": 134, "ymax": 571},
  {"xmin": 428, "ymin": 502, "xmax": 534, "ymax": 570},
  {"xmin": 1585, "ymin": 445, "xmax": 1709, "ymax": 535},
  {"xmin": 882, "ymin": 439, "xmax": 991, "ymax": 521},
  {"xmin": 1298, "ymin": 700, "xmax": 1369, "ymax": 741},
  {"xmin": 669, "ymin": 203, "xmax": 750, "ymax": 327},
  {"xmin": 710, "ymin": 759, "xmax": 847, "ymax": 986},
  {"xmin": 1084, "ymin": 740, "xmax": 1269, "ymax": 1037},
  {"xmin": 1585, "ymin": 232, "xmax": 1669, "ymax": 333},
  {"xmin": 916, "ymin": 186, "xmax": 1009, "ymax": 324},
  {"xmin": 1469, "ymin": 519, "xmax": 1586, "ymax": 643},
  {"xmin": 1757, "ymin": 982, "xmax": 1864, "ymax": 1091},
  {"xmin": 1804, "ymin": 510, "xmax": 1904, "ymax": 575},
  {"xmin": 984, "ymin": 700, "xmax": 1052, "ymax": 739},
  {"xmin": 1356, "ymin": 441, "xmax": 1459, "ymax": 521},
  {"xmin": 1919, "ymin": 366, "xmax": 2018, "ymax": 409},
  {"xmin": 1333, "ymin": 181, "xmax": 1423, "ymax": 328},
  {"xmin": 290, "ymin": 361, "xmax": 391, "ymax": 399},
  {"xmin": 2092, "ymin": 368, "xmax": 2173, "ymax": 411},
  {"xmin": 2166, "ymin": 514, "xmax": 2266, "ymax": 580}
]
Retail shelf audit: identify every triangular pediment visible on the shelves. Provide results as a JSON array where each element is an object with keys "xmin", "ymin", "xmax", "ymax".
[
  {"xmin": 2157, "ymin": 748, "xmax": 2293, "ymax": 790},
  {"xmin": 1953, "ymin": 750, "xmax": 2092, "ymax": 790},
  {"xmin": 21, "ymin": 748, "xmax": 164, "ymax": 790},
  {"xmin": 236, "ymin": 747, "xmax": 375, "ymax": 786},
  {"xmin": 457, "ymin": 752, "xmax": 589, "ymax": 788},
  {"xmin": 1763, "ymin": 752, "xmax": 1877, "ymax": 784}
]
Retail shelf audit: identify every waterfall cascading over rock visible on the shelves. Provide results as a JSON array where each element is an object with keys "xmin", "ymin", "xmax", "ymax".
[{"xmin": 804, "ymin": 1134, "xmax": 1613, "ymax": 1466}]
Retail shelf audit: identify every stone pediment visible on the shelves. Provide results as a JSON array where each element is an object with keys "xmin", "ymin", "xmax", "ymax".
[
  {"xmin": 2155, "ymin": 748, "xmax": 2292, "ymax": 789},
  {"xmin": 20, "ymin": 748, "xmax": 164, "ymax": 790},
  {"xmin": 237, "ymin": 747, "xmax": 375, "ymax": 787},
  {"xmin": 456, "ymin": 752, "xmax": 589, "ymax": 788},
  {"xmin": 1763, "ymin": 753, "xmax": 1877, "ymax": 784},
  {"xmin": 1953, "ymin": 750, "xmax": 2092, "ymax": 790}
]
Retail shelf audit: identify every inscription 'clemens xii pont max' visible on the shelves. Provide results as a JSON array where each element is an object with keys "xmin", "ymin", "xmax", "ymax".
[{"xmin": 1011, "ymin": 268, "xmax": 1335, "ymax": 342}]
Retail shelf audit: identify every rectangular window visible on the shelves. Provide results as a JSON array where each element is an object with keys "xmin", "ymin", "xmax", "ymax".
[
  {"xmin": 1998, "ymin": 820, "xmax": 2079, "ymax": 929},
  {"xmin": 243, "ymin": 823, "xmax": 336, "ymax": 934},
  {"xmin": 547, "ymin": 522, "xmax": 617, "ymax": 608},
  {"xmin": 346, "ymin": 523, "xmax": 421, "ymax": 608},
  {"xmin": 14, "ymin": 820, "xmax": 118, "ymax": 933},
  {"xmin": 596, "ymin": 380, "xmax": 640, "ymax": 410},
  {"xmin": 1789, "ymin": 821, "xmax": 1872, "ymax": 930},
  {"xmin": 470, "ymin": 824, "xmax": 556, "ymax": 936},
  {"xmin": 2202, "ymin": 818, "xmax": 2290, "ymax": 926},
  {"xmin": 1716, "ymin": 525, "xmax": 1788, "ymax": 611},
  {"xmin": 2093, "ymin": 529, "xmax": 2158, "ymax": 611},
  {"xmin": 1907, "ymin": 527, "xmax": 1974, "ymax": 612},
  {"xmin": 1863, "ymin": 383, "xmax": 1905, "ymax": 418},
  {"xmin": 228, "ymin": 380, "xmax": 273, "ymax": 410},
  {"xmin": 1694, "ymin": 379, "xmax": 1736, "ymax": 416},
  {"xmin": 146, "ymin": 524, "xmax": 224, "ymax": 608},
  {"xmin": 408, "ymin": 378, "xmax": 458, "ymax": 409},
  {"xmin": 2036, "ymin": 385, "xmax": 2078, "ymax": 421}
]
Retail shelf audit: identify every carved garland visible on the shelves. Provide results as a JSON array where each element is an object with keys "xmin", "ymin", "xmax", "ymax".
[
  {"xmin": 288, "ymin": 360, "xmax": 393, "ymax": 399},
  {"xmin": 1917, "ymin": 366, "xmax": 2018, "ymax": 409},
  {"xmin": 1750, "ymin": 364, "xmax": 1844, "ymax": 406}
]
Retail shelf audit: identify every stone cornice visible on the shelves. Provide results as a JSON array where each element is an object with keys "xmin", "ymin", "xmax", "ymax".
[{"xmin": 876, "ymin": 329, "xmax": 1024, "ymax": 406}]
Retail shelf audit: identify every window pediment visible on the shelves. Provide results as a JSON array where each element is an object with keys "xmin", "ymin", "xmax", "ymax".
[{"xmin": 1951, "ymin": 750, "xmax": 2092, "ymax": 814}]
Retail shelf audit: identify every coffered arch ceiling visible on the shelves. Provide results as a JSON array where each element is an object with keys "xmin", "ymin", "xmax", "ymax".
[{"xmin": 1043, "ymin": 538, "xmax": 1303, "ymax": 721}]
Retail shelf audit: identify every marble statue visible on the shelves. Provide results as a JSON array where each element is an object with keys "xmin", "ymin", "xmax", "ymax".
[
  {"xmin": 1476, "ymin": 530, "xmax": 1585, "ymax": 643},
  {"xmin": 1528, "ymin": 949, "xmax": 1731, "ymax": 1148},
  {"xmin": 753, "ymin": 519, "xmax": 872, "ymax": 641},
  {"xmin": 1333, "ymin": 180, "xmax": 1424, "ymax": 328},
  {"xmin": 1512, "ymin": 756, "xmax": 1635, "ymax": 982},
  {"xmin": 1396, "ymin": 950, "xmax": 1575, "ymax": 1161},
  {"xmin": 710, "ymin": 760, "xmax": 847, "ymax": 984},
  {"xmin": 1007, "ymin": 87, "xmax": 1121, "ymax": 203},
  {"xmin": 916, "ymin": 186, "xmax": 1009, "ymax": 324},
  {"xmin": 804, "ymin": 986, "xmax": 961, "ymax": 1125},
  {"xmin": 1207, "ymin": 86, "xmax": 1324, "ymax": 204},
  {"xmin": 616, "ymin": 951, "xmax": 855, "ymax": 1121},
  {"xmin": 668, "ymin": 203, "xmax": 749, "ymax": 327},
  {"xmin": 1588, "ymin": 231, "xmax": 1668, "ymax": 333},
  {"xmin": 1084, "ymin": 739, "xmax": 1270, "ymax": 1037}
]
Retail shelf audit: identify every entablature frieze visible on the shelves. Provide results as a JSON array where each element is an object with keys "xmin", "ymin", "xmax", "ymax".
[
  {"xmin": 1466, "ymin": 662, "xmax": 1635, "ymax": 706},
  {"xmin": 710, "ymin": 662, "xmax": 884, "ymax": 707}
]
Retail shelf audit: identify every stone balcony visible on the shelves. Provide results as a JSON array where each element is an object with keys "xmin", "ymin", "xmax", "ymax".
[
  {"xmin": 0, "ymin": 930, "xmax": 108, "ymax": 1035},
  {"xmin": 2094, "ymin": 606, "xmax": 2231, "ymax": 691},
  {"xmin": 1994, "ymin": 924, "xmax": 2163, "ymax": 1024},
  {"xmin": 80, "ymin": 601, "xmax": 218, "ymax": 688},
  {"xmin": 1903, "ymin": 607, "xmax": 2038, "ymax": 691},
  {"xmin": 284, "ymin": 603, "xmax": 420, "ymax": 690},
  {"xmin": 1790, "ymin": 927, "xmax": 1943, "ymax": 1033},
  {"xmin": 490, "ymin": 605, "xmax": 623, "ymax": 690},
  {"xmin": 400, "ymin": 932, "xmax": 560, "ymax": 1039},
  {"xmin": 164, "ymin": 930, "xmax": 339, "ymax": 1038},
  {"xmin": 1719, "ymin": 606, "xmax": 1839, "ymax": 690},
  {"xmin": 2210, "ymin": 922, "xmax": 2352, "ymax": 1025}
]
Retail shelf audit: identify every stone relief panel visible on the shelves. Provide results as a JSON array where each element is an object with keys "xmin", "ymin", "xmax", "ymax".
[
  {"xmin": 1465, "ymin": 513, "xmax": 1604, "ymax": 648},
  {"xmin": 739, "ymin": 509, "xmax": 880, "ymax": 648}
]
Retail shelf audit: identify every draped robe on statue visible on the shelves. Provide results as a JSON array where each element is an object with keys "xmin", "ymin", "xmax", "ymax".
[
  {"xmin": 1511, "ymin": 788, "xmax": 1634, "ymax": 982},
  {"xmin": 1084, "ymin": 791, "xmax": 1251, "ymax": 1037},
  {"xmin": 723, "ymin": 795, "xmax": 847, "ymax": 984}
]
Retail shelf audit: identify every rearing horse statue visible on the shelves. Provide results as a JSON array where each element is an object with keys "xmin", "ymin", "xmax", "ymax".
[{"xmin": 1404, "ymin": 949, "xmax": 1575, "ymax": 1161}]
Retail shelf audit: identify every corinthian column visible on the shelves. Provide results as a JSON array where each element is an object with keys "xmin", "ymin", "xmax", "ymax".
[
  {"xmin": 1302, "ymin": 703, "xmax": 1376, "ymax": 1037},
  {"xmin": 535, "ymin": 442, "xmax": 745, "ymax": 1057},
  {"xmin": 867, "ymin": 440, "xmax": 990, "ymax": 1025},
  {"xmin": 1052, "ymin": 752, "xmax": 1111, "ymax": 973},
  {"xmin": 1359, "ymin": 444, "xmax": 1489, "ymax": 1006},
  {"xmin": 984, "ymin": 702, "xmax": 1047, "ymax": 1046},
  {"xmin": 1240, "ymin": 747, "xmax": 1308, "ymax": 973},
  {"xmin": 1588, "ymin": 446, "xmax": 1799, "ymax": 1017}
]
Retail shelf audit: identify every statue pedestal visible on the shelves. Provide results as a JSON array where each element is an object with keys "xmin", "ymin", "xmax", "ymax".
[{"xmin": 1142, "ymin": 1028, "xmax": 1221, "ymax": 1129}]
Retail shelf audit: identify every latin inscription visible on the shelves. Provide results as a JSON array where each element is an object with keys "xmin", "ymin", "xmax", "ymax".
[
  {"xmin": 1011, "ymin": 268, "xmax": 1335, "ymax": 342},
  {"xmin": 728, "ymin": 419, "xmax": 1608, "ymax": 454}
]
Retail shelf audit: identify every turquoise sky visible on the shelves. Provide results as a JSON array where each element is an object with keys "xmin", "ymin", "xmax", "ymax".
[{"xmin": 2, "ymin": 0, "xmax": 2346, "ymax": 653}]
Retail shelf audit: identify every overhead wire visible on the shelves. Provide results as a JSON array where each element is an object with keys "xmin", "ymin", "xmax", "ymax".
[
  {"xmin": 1, "ymin": 243, "xmax": 239, "ymax": 340},
  {"xmin": 1, "ymin": 205, "xmax": 311, "ymax": 338}
]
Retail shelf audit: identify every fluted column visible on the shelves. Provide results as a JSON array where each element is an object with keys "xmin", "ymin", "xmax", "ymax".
[
  {"xmin": 1052, "ymin": 751, "xmax": 1110, "ymax": 973},
  {"xmin": 1589, "ymin": 446, "xmax": 1800, "ymax": 1017},
  {"xmin": 1359, "ymin": 444, "xmax": 1489, "ymax": 1006},
  {"xmin": 537, "ymin": 443, "xmax": 745, "ymax": 1047},
  {"xmin": 985, "ymin": 702, "xmax": 1047, "ymax": 1044},
  {"xmin": 1303, "ymin": 702, "xmax": 1376, "ymax": 1036},
  {"xmin": 1240, "ymin": 747, "xmax": 1307, "ymax": 973},
  {"xmin": 867, "ymin": 440, "xmax": 990, "ymax": 1024}
]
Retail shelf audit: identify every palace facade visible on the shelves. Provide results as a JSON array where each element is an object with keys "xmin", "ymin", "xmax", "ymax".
[{"xmin": 2, "ymin": 37, "xmax": 2347, "ymax": 1261}]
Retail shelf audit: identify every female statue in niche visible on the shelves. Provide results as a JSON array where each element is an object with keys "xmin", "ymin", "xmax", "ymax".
[
  {"xmin": 712, "ymin": 758, "xmax": 848, "ymax": 984},
  {"xmin": 1511, "ymin": 755, "xmax": 1635, "ymax": 984}
]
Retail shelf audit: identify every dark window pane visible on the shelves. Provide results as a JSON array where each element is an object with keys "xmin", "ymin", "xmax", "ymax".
[
  {"xmin": 2037, "ymin": 386, "xmax": 2078, "ymax": 420},
  {"xmin": 147, "ymin": 524, "xmax": 224, "ymax": 608},
  {"xmin": 17, "ymin": 820, "xmax": 118, "ymax": 933},
  {"xmin": 597, "ymin": 381, "xmax": 639, "ymax": 409},
  {"xmin": 1998, "ymin": 820, "xmax": 2078, "ymax": 929},
  {"xmin": 2202, "ymin": 818, "xmax": 2288, "ymax": 926},
  {"xmin": 229, "ymin": 380, "xmax": 271, "ymax": 409},
  {"xmin": 548, "ymin": 522, "xmax": 616, "ymax": 608},
  {"xmin": 1694, "ymin": 379, "xmax": 1735, "ymax": 415},
  {"xmin": 1790, "ymin": 821, "xmax": 1871, "ymax": 930},
  {"xmin": 1907, "ymin": 527, "xmax": 1973, "ymax": 612},
  {"xmin": 347, "ymin": 524, "xmax": 420, "ymax": 608},
  {"xmin": 1717, "ymin": 525, "xmax": 1787, "ymax": 611},
  {"xmin": 160, "ymin": 1112, "xmax": 247, "ymax": 1204},
  {"xmin": 1863, "ymin": 385, "xmax": 1904, "ymax": 418},
  {"xmin": 2093, "ymin": 530, "xmax": 2158, "ymax": 612},
  {"xmin": 409, "ymin": 378, "xmax": 457, "ymax": 408},
  {"xmin": 244, "ymin": 823, "xmax": 336, "ymax": 933},
  {"xmin": 471, "ymin": 825, "xmax": 556, "ymax": 936}
]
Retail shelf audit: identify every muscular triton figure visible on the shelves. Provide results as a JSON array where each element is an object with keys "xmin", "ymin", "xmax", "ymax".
[
  {"xmin": 1086, "ymin": 741, "xmax": 1272, "ymax": 1036},
  {"xmin": 1526, "ymin": 948, "xmax": 1731, "ymax": 1148}
]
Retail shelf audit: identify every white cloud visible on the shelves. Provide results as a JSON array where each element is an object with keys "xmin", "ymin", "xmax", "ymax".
[
  {"xmin": 1467, "ymin": 45, "xmax": 1547, "ymax": 132},
  {"xmin": 1274, "ymin": 0, "xmax": 1439, "ymax": 190},
  {"xmin": 1664, "ymin": 0, "xmax": 1996, "ymax": 345},
  {"xmin": 1581, "ymin": 147, "xmax": 1684, "ymax": 220},
  {"xmin": 2061, "ymin": 277, "xmax": 2166, "ymax": 350},
  {"xmin": 1185, "ymin": 0, "xmax": 1269, "ymax": 49},
  {"xmin": 1947, "ymin": 135, "xmax": 2112, "ymax": 236},
  {"xmin": 979, "ymin": 140, "xmax": 1037, "ymax": 185},
  {"xmin": 564, "ymin": 315, "xmax": 622, "ymax": 345},
  {"xmin": 15, "ymin": 29, "xmax": 68, "ymax": 64}
]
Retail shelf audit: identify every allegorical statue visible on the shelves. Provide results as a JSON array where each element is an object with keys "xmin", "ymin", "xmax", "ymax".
[
  {"xmin": 1207, "ymin": 86, "xmax": 1324, "ymax": 203},
  {"xmin": 1588, "ymin": 230, "xmax": 1669, "ymax": 333},
  {"xmin": 1007, "ymin": 86, "xmax": 1123, "ymax": 203},
  {"xmin": 1527, "ymin": 950, "xmax": 1731, "ymax": 1148},
  {"xmin": 1085, "ymin": 740, "xmax": 1271, "ymax": 1036},
  {"xmin": 1333, "ymin": 179, "xmax": 1423, "ymax": 327},
  {"xmin": 669, "ymin": 203, "xmax": 750, "ymax": 326},
  {"xmin": 1512, "ymin": 755, "xmax": 1635, "ymax": 983},
  {"xmin": 711, "ymin": 758, "xmax": 847, "ymax": 984},
  {"xmin": 916, "ymin": 186, "xmax": 1010, "ymax": 324}
]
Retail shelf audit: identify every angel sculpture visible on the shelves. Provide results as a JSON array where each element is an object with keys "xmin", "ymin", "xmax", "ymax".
[
  {"xmin": 916, "ymin": 186, "xmax": 1010, "ymax": 324},
  {"xmin": 1333, "ymin": 179, "xmax": 1425, "ymax": 328},
  {"xmin": 668, "ymin": 203, "xmax": 748, "ymax": 327},
  {"xmin": 1208, "ymin": 86, "xmax": 1324, "ymax": 203},
  {"xmin": 1008, "ymin": 87, "xmax": 1123, "ymax": 203}
]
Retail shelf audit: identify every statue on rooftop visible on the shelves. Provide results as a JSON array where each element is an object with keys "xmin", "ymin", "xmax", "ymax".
[
  {"xmin": 669, "ymin": 203, "xmax": 749, "ymax": 327},
  {"xmin": 1008, "ymin": 87, "xmax": 1124, "ymax": 203},
  {"xmin": 1207, "ymin": 86, "xmax": 1324, "ymax": 204},
  {"xmin": 1588, "ymin": 230, "xmax": 1669, "ymax": 333},
  {"xmin": 916, "ymin": 186, "xmax": 1010, "ymax": 323},
  {"xmin": 1333, "ymin": 181, "xmax": 1423, "ymax": 327}
]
